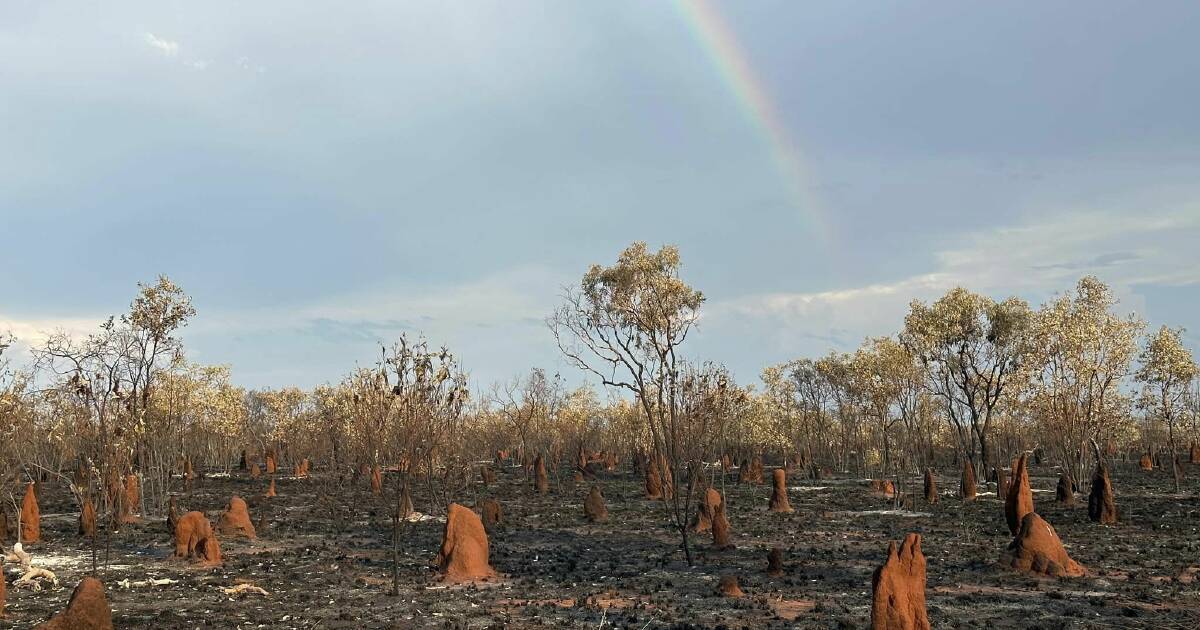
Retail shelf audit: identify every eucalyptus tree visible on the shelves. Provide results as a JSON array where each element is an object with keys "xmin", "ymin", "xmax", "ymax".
[
  {"xmin": 1136, "ymin": 325, "xmax": 1197, "ymax": 491},
  {"xmin": 902, "ymin": 287, "xmax": 1032, "ymax": 473}
]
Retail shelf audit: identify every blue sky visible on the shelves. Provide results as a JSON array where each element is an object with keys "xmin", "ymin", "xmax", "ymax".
[{"xmin": 2, "ymin": 1, "xmax": 1198, "ymax": 389}]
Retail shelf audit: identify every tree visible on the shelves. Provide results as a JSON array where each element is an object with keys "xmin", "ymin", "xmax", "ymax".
[
  {"xmin": 1029, "ymin": 276, "xmax": 1144, "ymax": 484},
  {"xmin": 1136, "ymin": 325, "xmax": 1197, "ymax": 492},
  {"xmin": 902, "ymin": 288, "xmax": 1032, "ymax": 473},
  {"xmin": 850, "ymin": 337, "xmax": 923, "ymax": 491},
  {"xmin": 549, "ymin": 241, "xmax": 707, "ymax": 563}
]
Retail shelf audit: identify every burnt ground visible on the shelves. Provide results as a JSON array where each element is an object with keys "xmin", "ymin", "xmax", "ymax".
[{"xmin": 2, "ymin": 461, "xmax": 1199, "ymax": 629}]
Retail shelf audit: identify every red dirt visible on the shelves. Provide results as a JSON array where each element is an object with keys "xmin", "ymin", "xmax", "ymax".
[
  {"xmin": 583, "ymin": 485, "xmax": 608, "ymax": 522},
  {"xmin": 923, "ymin": 469, "xmax": 938, "ymax": 505},
  {"xmin": 961, "ymin": 460, "xmax": 977, "ymax": 500},
  {"xmin": 769, "ymin": 468, "xmax": 793, "ymax": 512},
  {"xmin": 1140, "ymin": 454, "xmax": 1154, "ymax": 471},
  {"xmin": 1004, "ymin": 454, "xmax": 1034, "ymax": 536},
  {"xmin": 717, "ymin": 575, "xmax": 743, "ymax": 598},
  {"xmin": 174, "ymin": 511, "xmax": 222, "ymax": 566},
  {"xmin": 32, "ymin": 576, "xmax": 113, "ymax": 630},
  {"xmin": 767, "ymin": 547, "xmax": 784, "ymax": 577},
  {"xmin": 644, "ymin": 459, "xmax": 662, "ymax": 500},
  {"xmin": 1056, "ymin": 473, "xmax": 1075, "ymax": 505},
  {"xmin": 692, "ymin": 486, "xmax": 719, "ymax": 533},
  {"xmin": 710, "ymin": 489, "xmax": 733, "ymax": 550},
  {"xmin": 370, "ymin": 465, "xmax": 382, "ymax": 495},
  {"xmin": 479, "ymin": 497, "xmax": 502, "ymax": 530},
  {"xmin": 21, "ymin": 482, "xmax": 39, "ymax": 543},
  {"xmin": 218, "ymin": 496, "xmax": 257, "ymax": 539},
  {"xmin": 534, "ymin": 454, "xmax": 549, "ymax": 494},
  {"xmin": 871, "ymin": 533, "xmax": 930, "ymax": 630},
  {"xmin": 79, "ymin": 497, "xmax": 96, "ymax": 538},
  {"xmin": 1001, "ymin": 512, "xmax": 1085, "ymax": 578},
  {"xmin": 265, "ymin": 479, "xmax": 277, "ymax": 498},
  {"xmin": 435, "ymin": 503, "xmax": 496, "ymax": 583}
]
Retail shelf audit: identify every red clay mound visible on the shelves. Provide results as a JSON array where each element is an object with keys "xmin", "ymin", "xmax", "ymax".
[
  {"xmin": 265, "ymin": 454, "xmax": 277, "ymax": 475},
  {"xmin": 370, "ymin": 465, "xmax": 382, "ymax": 495},
  {"xmin": 1190, "ymin": 442, "xmax": 1200, "ymax": 464},
  {"xmin": 125, "ymin": 474, "xmax": 140, "ymax": 515},
  {"xmin": 79, "ymin": 497, "xmax": 96, "ymax": 538},
  {"xmin": 739, "ymin": 457, "xmax": 764, "ymax": 484},
  {"xmin": 870, "ymin": 479, "xmax": 896, "ymax": 499},
  {"xmin": 584, "ymin": 485, "xmax": 608, "ymax": 522},
  {"xmin": 479, "ymin": 498, "xmax": 502, "ymax": 530},
  {"xmin": 1001, "ymin": 512, "xmax": 1085, "ymax": 577},
  {"xmin": 996, "ymin": 468, "xmax": 1010, "ymax": 504},
  {"xmin": 218, "ymin": 496, "xmax": 256, "ymax": 539},
  {"xmin": 480, "ymin": 465, "xmax": 496, "ymax": 485},
  {"xmin": 32, "ymin": 576, "xmax": 113, "ymax": 630},
  {"xmin": 1088, "ymin": 463, "xmax": 1118, "ymax": 524},
  {"xmin": 1056, "ymin": 473, "xmax": 1075, "ymax": 506},
  {"xmin": 645, "ymin": 459, "xmax": 663, "ymax": 500},
  {"xmin": 605, "ymin": 452, "xmax": 618, "ymax": 471},
  {"xmin": 174, "ymin": 511, "xmax": 222, "ymax": 566},
  {"xmin": 435, "ymin": 503, "xmax": 496, "ymax": 583},
  {"xmin": 960, "ymin": 460, "xmax": 977, "ymax": 500},
  {"xmin": 534, "ymin": 454, "xmax": 549, "ymax": 494},
  {"xmin": 923, "ymin": 469, "xmax": 938, "ymax": 505},
  {"xmin": 21, "ymin": 482, "xmax": 39, "ymax": 543},
  {"xmin": 1139, "ymin": 454, "xmax": 1153, "ymax": 471},
  {"xmin": 1004, "ymin": 454, "xmax": 1034, "ymax": 536},
  {"xmin": 692, "ymin": 487, "xmax": 720, "ymax": 533},
  {"xmin": 767, "ymin": 547, "xmax": 784, "ymax": 577},
  {"xmin": 398, "ymin": 483, "xmax": 415, "ymax": 521},
  {"xmin": 166, "ymin": 496, "xmax": 179, "ymax": 533},
  {"xmin": 717, "ymin": 575, "xmax": 744, "ymax": 597},
  {"xmin": 265, "ymin": 479, "xmax": 277, "ymax": 498},
  {"xmin": 250, "ymin": 463, "xmax": 261, "ymax": 479},
  {"xmin": 711, "ymin": 490, "xmax": 733, "ymax": 550},
  {"xmin": 871, "ymin": 533, "xmax": 929, "ymax": 630},
  {"xmin": 769, "ymin": 468, "xmax": 793, "ymax": 513}
]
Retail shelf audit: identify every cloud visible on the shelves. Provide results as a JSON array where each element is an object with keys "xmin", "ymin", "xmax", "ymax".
[
  {"xmin": 700, "ymin": 207, "xmax": 1200, "ymax": 371},
  {"xmin": 144, "ymin": 32, "xmax": 179, "ymax": 56}
]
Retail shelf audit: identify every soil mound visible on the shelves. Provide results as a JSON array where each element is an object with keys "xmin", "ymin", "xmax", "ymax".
[
  {"xmin": 480, "ymin": 465, "xmax": 496, "ymax": 485},
  {"xmin": 33, "ymin": 576, "xmax": 113, "ymax": 630},
  {"xmin": 166, "ymin": 496, "xmax": 179, "ymax": 533},
  {"xmin": 479, "ymin": 498, "xmax": 502, "ymax": 530},
  {"xmin": 923, "ymin": 469, "xmax": 938, "ymax": 505},
  {"xmin": 767, "ymin": 547, "xmax": 784, "ymax": 577},
  {"xmin": 21, "ymin": 482, "xmax": 39, "ymax": 543},
  {"xmin": 265, "ymin": 454, "xmax": 277, "ymax": 474},
  {"xmin": 1088, "ymin": 463, "xmax": 1118, "ymax": 524},
  {"xmin": 584, "ymin": 485, "xmax": 608, "ymax": 522},
  {"xmin": 1056, "ymin": 473, "xmax": 1075, "ymax": 506},
  {"xmin": 218, "ymin": 496, "xmax": 256, "ymax": 539},
  {"xmin": 692, "ymin": 487, "xmax": 720, "ymax": 533},
  {"xmin": 960, "ymin": 460, "xmax": 977, "ymax": 500},
  {"xmin": 125, "ymin": 474, "xmax": 140, "ymax": 515},
  {"xmin": 434, "ymin": 503, "xmax": 496, "ymax": 583},
  {"xmin": 265, "ymin": 479, "xmax": 277, "ymax": 498},
  {"xmin": 174, "ymin": 511, "xmax": 222, "ymax": 566},
  {"xmin": 644, "ymin": 459, "xmax": 663, "ymax": 500},
  {"xmin": 871, "ymin": 533, "xmax": 929, "ymax": 630},
  {"xmin": 1191, "ymin": 442, "xmax": 1200, "ymax": 464},
  {"xmin": 79, "ymin": 497, "xmax": 96, "ymax": 538},
  {"xmin": 1139, "ymin": 454, "xmax": 1153, "ymax": 471},
  {"xmin": 717, "ymin": 575, "xmax": 744, "ymax": 597},
  {"xmin": 250, "ymin": 463, "xmax": 261, "ymax": 478},
  {"xmin": 711, "ymin": 489, "xmax": 733, "ymax": 550},
  {"xmin": 1004, "ymin": 454, "xmax": 1033, "ymax": 536},
  {"xmin": 534, "ymin": 454, "xmax": 549, "ymax": 494},
  {"xmin": 769, "ymin": 468, "xmax": 793, "ymax": 512},
  {"xmin": 996, "ymin": 468, "xmax": 1009, "ymax": 503},
  {"xmin": 1001, "ymin": 512, "xmax": 1085, "ymax": 577},
  {"xmin": 370, "ymin": 465, "xmax": 382, "ymax": 495},
  {"xmin": 870, "ymin": 479, "xmax": 896, "ymax": 499}
]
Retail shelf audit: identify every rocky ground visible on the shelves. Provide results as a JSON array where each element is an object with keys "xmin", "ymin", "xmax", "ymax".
[{"xmin": 2, "ymin": 460, "xmax": 1199, "ymax": 629}]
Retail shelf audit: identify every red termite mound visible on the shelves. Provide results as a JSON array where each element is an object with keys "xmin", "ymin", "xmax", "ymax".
[
  {"xmin": 125, "ymin": 474, "xmax": 140, "ymax": 515},
  {"xmin": 996, "ymin": 468, "xmax": 1010, "ymax": 504},
  {"xmin": 584, "ymin": 485, "xmax": 608, "ymax": 522},
  {"xmin": 434, "ymin": 503, "xmax": 496, "ymax": 583},
  {"xmin": 1190, "ymin": 442, "xmax": 1200, "ymax": 464},
  {"xmin": 1139, "ymin": 454, "xmax": 1153, "ymax": 471},
  {"xmin": 1088, "ymin": 463, "xmax": 1118, "ymax": 524},
  {"xmin": 604, "ymin": 452, "xmax": 618, "ymax": 471},
  {"xmin": 1056, "ymin": 473, "xmax": 1075, "ymax": 505},
  {"xmin": 1001, "ymin": 512, "xmax": 1085, "ymax": 577},
  {"xmin": 370, "ymin": 465, "xmax": 382, "ymax": 495},
  {"xmin": 645, "ymin": 459, "xmax": 663, "ymax": 500},
  {"xmin": 923, "ymin": 469, "xmax": 938, "ymax": 505},
  {"xmin": 870, "ymin": 533, "xmax": 930, "ymax": 630},
  {"xmin": 265, "ymin": 454, "xmax": 277, "ymax": 475},
  {"xmin": 479, "ymin": 498, "xmax": 502, "ymax": 530},
  {"xmin": 480, "ymin": 464, "xmax": 496, "ymax": 485},
  {"xmin": 1005, "ymin": 454, "xmax": 1034, "ymax": 536},
  {"xmin": 174, "ymin": 511, "xmax": 222, "ymax": 566},
  {"xmin": 739, "ymin": 456, "xmax": 764, "ymax": 484},
  {"xmin": 717, "ymin": 575, "xmax": 744, "ymax": 598},
  {"xmin": 21, "ymin": 482, "xmax": 40, "ymax": 543},
  {"xmin": 79, "ymin": 497, "xmax": 97, "ymax": 538},
  {"xmin": 960, "ymin": 460, "xmax": 977, "ymax": 500},
  {"xmin": 166, "ymin": 496, "xmax": 179, "ymax": 533},
  {"xmin": 769, "ymin": 468, "xmax": 793, "ymax": 512},
  {"xmin": 250, "ymin": 463, "xmax": 262, "ymax": 478},
  {"xmin": 32, "ymin": 576, "xmax": 114, "ymax": 630},
  {"xmin": 766, "ymin": 547, "xmax": 784, "ymax": 577},
  {"xmin": 870, "ymin": 479, "xmax": 896, "ymax": 499},
  {"xmin": 692, "ymin": 487, "xmax": 720, "ymax": 533},
  {"xmin": 265, "ymin": 479, "xmax": 277, "ymax": 498},
  {"xmin": 534, "ymin": 454, "xmax": 549, "ymax": 494},
  {"xmin": 218, "ymin": 496, "xmax": 257, "ymax": 539},
  {"xmin": 711, "ymin": 489, "xmax": 733, "ymax": 550}
]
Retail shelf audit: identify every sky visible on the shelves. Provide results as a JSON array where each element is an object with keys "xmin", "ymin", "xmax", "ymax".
[{"xmin": 2, "ymin": 1, "xmax": 1198, "ymax": 391}]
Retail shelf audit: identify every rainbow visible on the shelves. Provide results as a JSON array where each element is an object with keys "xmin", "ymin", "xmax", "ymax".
[{"xmin": 674, "ymin": 0, "xmax": 831, "ymax": 240}]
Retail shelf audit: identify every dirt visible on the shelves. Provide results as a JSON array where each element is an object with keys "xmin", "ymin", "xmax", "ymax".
[{"xmin": 2, "ymin": 462, "xmax": 1199, "ymax": 629}]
